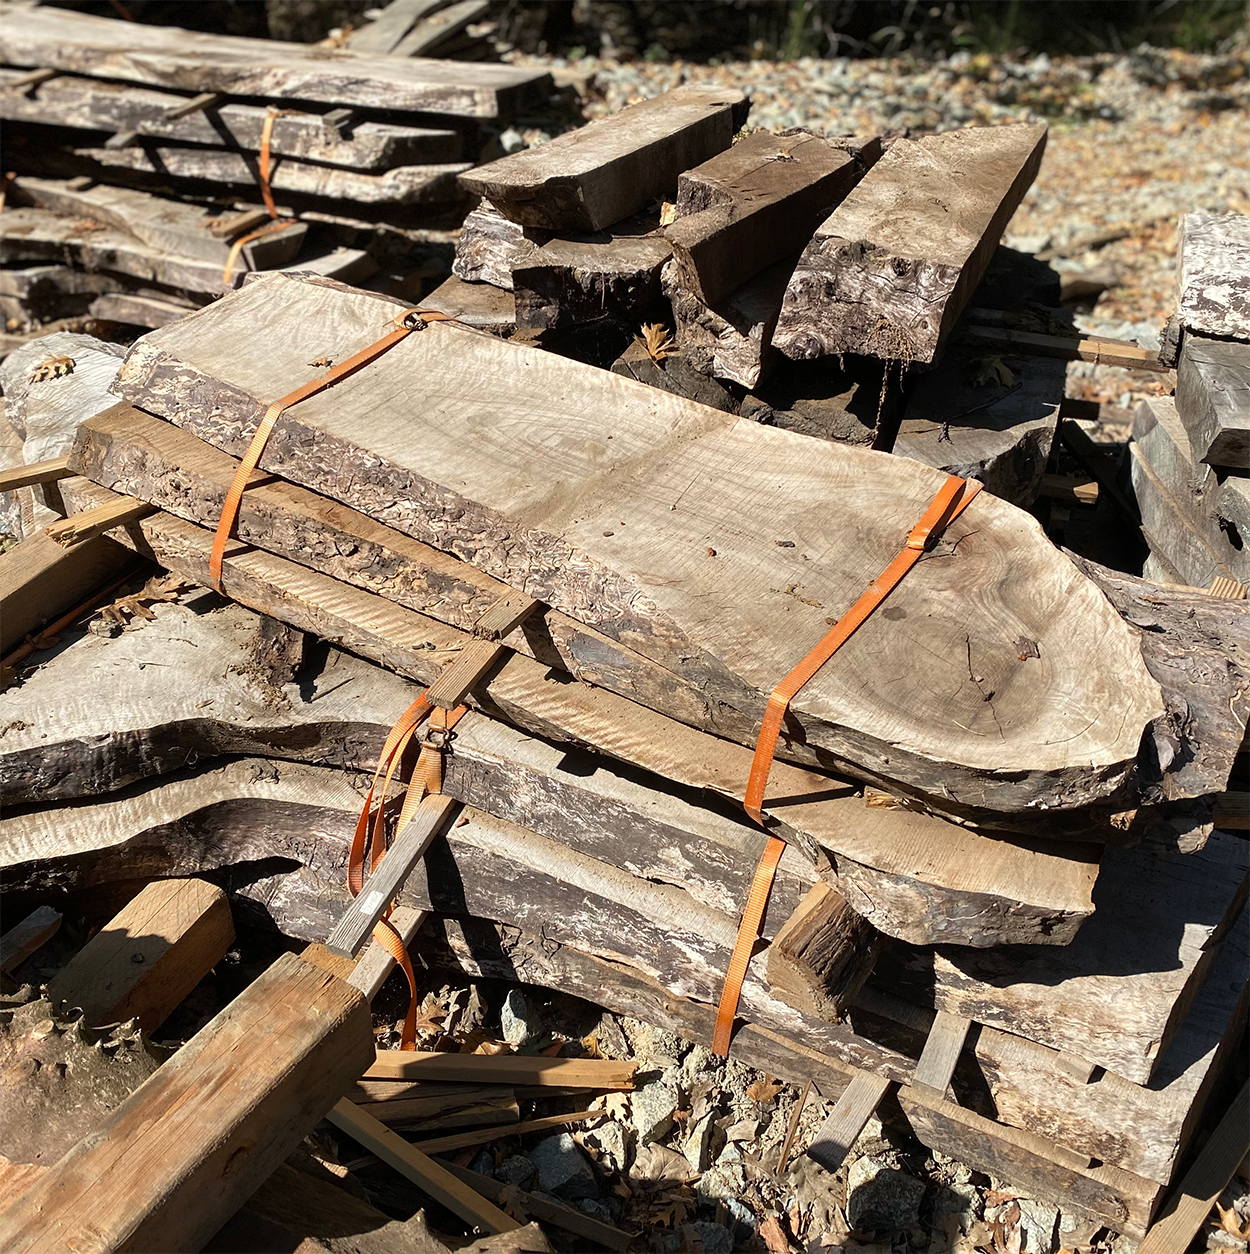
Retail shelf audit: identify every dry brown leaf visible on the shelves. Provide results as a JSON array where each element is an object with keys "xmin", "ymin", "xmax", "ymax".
[
  {"xmin": 659, "ymin": 201, "xmax": 677, "ymax": 226},
  {"xmin": 746, "ymin": 1074, "xmax": 785, "ymax": 1106},
  {"xmin": 969, "ymin": 355, "xmax": 1015, "ymax": 387},
  {"xmin": 636, "ymin": 321, "xmax": 674, "ymax": 364},
  {"xmin": 27, "ymin": 354, "xmax": 75, "ymax": 383},
  {"xmin": 759, "ymin": 1214, "xmax": 791, "ymax": 1253},
  {"xmin": 1215, "ymin": 1202, "xmax": 1250, "ymax": 1239},
  {"xmin": 96, "ymin": 574, "xmax": 190, "ymax": 628}
]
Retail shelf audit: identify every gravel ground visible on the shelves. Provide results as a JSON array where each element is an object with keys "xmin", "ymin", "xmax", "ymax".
[{"xmin": 508, "ymin": 43, "xmax": 1249, "ymax": 420}]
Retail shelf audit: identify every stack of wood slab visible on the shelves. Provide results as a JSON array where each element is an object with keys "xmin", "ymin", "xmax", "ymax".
[
  {"xmin": 2, "ymin": 264, "xmax": 1247, "ymax": 1240},
  {"xmin": 0, "ymin": 6, "xmax": 552, "ymax": 350},
  {"xmin": 1132, "ymin": 212, "xmax": 1250, "ymax": 595}
]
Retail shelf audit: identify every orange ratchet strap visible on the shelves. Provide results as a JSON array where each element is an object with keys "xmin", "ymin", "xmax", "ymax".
[
  {"xmin": 207, "ymin": 308, "xmax": 454, "ymax": 592},
  {"xmin": 347, "ymin": 693, "xmax": 468, "ymax": 1050},
  {"xmin": 220, "ymin": 217, "xmax": 300, "ymax": 286},
  {"xmin": 711, "ymin": 473, "xmax": 982, "ymax": 1057},
  {"xmin": 258, "ymin": 108, "xmax": 285, "ymax": 219}
]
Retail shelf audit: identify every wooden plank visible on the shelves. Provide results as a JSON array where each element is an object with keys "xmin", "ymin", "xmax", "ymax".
[
  {"xmin": 393, "ymin": 0, "xmax": 491, "ymax": 57},
  {"xmin": 1175, "ymin": 211, "xmax": 1250, "ymax": 341},
  {"xmin": 73, "ymin": 145, "xmax": 473, "ymax": 207},
  {"xmin": 0, "ymin": 528, "xmax": 135, "ymax": 652},
  {"xmin": 411, "ymin": 1110, "xmax": 599, "ymax": 1155},
  {"xmin": 90, "ymin": 291, "xmax": 196, "ymax": 329},
  {"xmin": 48, "ymin": 878, "xmax": 234, "ymax": 1032},
  {"xmin": 55, "ymin": 480, "xmax": 1105, "ymax": 953},
  {"xmin": 459, "ymin": 86, "xmax": 748, "ymax": 232},
  {"xmin": 44, "ymin": 495, "xmax": 151, "ymax": 547},
  {"xmin": 611, "ymin": 336, "xmax": 737, "ymax": 412},
  {"xmin": 765, "ymin": 881, "xmax": 880, "ymax": 1021},
  {"xmin": 327, "ymin": 1099, "xmax": 519, "ymax": 1234},
  {"xmin": 912, "ymin": 1010, "xmax": 971, "ymax": 1097},
  {"xmin": 1039, "ymin": 475, "xmax": 1099, "ymax": 506},
  {"xmin": 1138, "ymin": 1082, "xmax": 1250, "ymax": 1254},
  {"xmin": 424, "ymin": 637, "xmax": 505, "ymax": 707},
  {"xmin": 666, "ymin": 131, "xmax": 871, "ymax": 305},
  {"xmin": 965, "ymin": 323, "xmax": 1168, "ymax": 372},
  {"xmin": 421, "ymin": 274, "xmax": 515, "ymax": 333},
  {"xmin": 161, "ymin": 91, "xmax": 223, "ymax": 120},
  {"xmin": 1060, "ymin": 417, "xmax": 1141, "ymax": 524},
  {"xmin": 806, "ymin": 1069, "xmax": 891, "ymax": 1172},
  {"xmin": 0, "ymin": 952, "xmax": 373, "ymax": 1254},
  {"xmin": 346, "ymin": 0, "xmax": 451, "ymax": 54},
  {"xmin": 1176, "ymin": 334, "xmax": 1250, "ymax": 470},
  {"xmin": 0, "ymin": 455, "xmax": 70, "ymax": 491},
  {"xmin": 350, "ymin": 904, "xmax": 428, "ymax": 1000},
  {"xmin": 356, "ymin": 1091, "xmax": 519, "ymax": 1128},
  {"xmin": 366, "ymin": 1051, "xmax": 637, "ymax": 1088},
  {"xmin": 326, "ymin": 794, "xmax": 459, "ymax": 957},
  {"xmin": 112, "ymin": 271, "xmax": 1168, "ymax": 827},
  {"xmin": 0, "ymin": 7, "xmax": 551, "ymax": 120},
  {"xmin": 774, "ymin": 123, "xmax": 1047, "ymax": 365},
  {"xmin": 0, "ymin": 905, "xmax": 61, "ymax": 974}
]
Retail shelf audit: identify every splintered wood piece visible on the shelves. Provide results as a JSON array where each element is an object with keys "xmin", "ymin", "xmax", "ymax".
[
  {"xmin": 366, "ymin": 1051, "xmax": 637, "ymax": 1088},
  {"xmin": 445, "ymin": 1161, "xmax": 632, "ymax": 1250},
  {"xmin": 774, "ymin": 123, "xmax": 1047, "ymax": 365},
  {"xmin": 393, "ymin": 0, "xmax": 491, "ymax": 56},
  {"xmin": 667, "ymin": 131, "xmax": 871, "ymax": 305},
  {"xmin": 0, "ymin": 7, "xmax": 550, "ymax": 119},
  {"xmin": 0, "ymin": 455, "xmax": 70, "ymax": 491},
  {"xmin": 1138, "ymin": 1082, "xmax": 1250, "ymax": 1254},
  {"xmin": 54, "ymin": 477, "xmax": 1105, "ymax": 951},
  {"xmin": 0, "ymin": 906, "xmax": 62, "ymax": 974},
  {"xmin": 765, "ymin": 881, "xmax": 880, "ymax": 1021},
  {"xmin": 806, "ymin": 1069, "xmax": 891, "ymax": 1172},
  {"xmin": 411, "ymin": 1110, "xmax": 599, "ymax": 1155},
  {"xmin": 350, "ymin": 905, "xmax": 429, "ymax": 1000},
  {"xmin": 326, "ymin": 794, "xmax": 459, "ymax": 957},
  {"xmin": 1176, "ymin": 334, "xmax": 1250, "ymax": 470},
  {"xmin": 161, "ymin": 91, "xmax": 223, "ymax": 120},
  {"xmin": 111, "ymin": 272, "xmax": 1166, "ymax": 824},
  {"xmin": 44, "ymin": 495, "xmax": 152, "ymax": 547},
  {"xmin": 912, "ymin": 1011, "xmax": 971, "ymax": 1097},
  {"xmin": 354, "ymin": 1089, "xmax": 518, "ymax": 1127},
  {"xmin": 0, "ymin": 953, "xmax": 373, "ymax": 1254},
  {"xmin": 1175, "ymin": 212, "xmax": 1250, "ymax": 342},
  {"xmin": 0, "ymin": 529, "xmax": 135, "ymax": 653},
  {"xmin": 327, "ymin": 1099, "xmax": 519, "ymax": 1234},
  {"xmin": 459, "ymin": 86, "xmax": 748, "ymax": 232},
  {"xmin": 48, "ymin": 878, "xmax": 234, "ymax": 1032}
]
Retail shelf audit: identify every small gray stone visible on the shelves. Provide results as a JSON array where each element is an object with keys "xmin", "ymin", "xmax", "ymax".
[
  {"xmin": 469, "ymin": 1149, "xmax": 495, "ymax": 1177},
  {"xmin": 1018, "ymin": 1198, "xmax": 1061, "ymax": 1253},
  {"xmin": 530, "ymin": 1132, "xmax": 598, "ymax": 1201},
  {"xmin": 846, "ymin": 1156, "xmax": 926, "ymax": 1232},
  {"xmin": 630, "ymin": 1078, "xmax": 679, "ymax": 1144},
  {"xmin": 495, "ymin": 1153, "xmax": 536, "ymax": 1189},
  {"xmin": 585, "ymin": 1119, "xmax": 632, "ymax": 1174},
  {"xmin": 681, "ymin": 1112, "xmax": 715, "ymax": 1172},
  {"xmin": 500, "ymin": 988, "xmax": 532, "ymax": 1046},
  {"xmin": 692, "ymin": 1221, "xmax": 734, "ymax": 1254}
]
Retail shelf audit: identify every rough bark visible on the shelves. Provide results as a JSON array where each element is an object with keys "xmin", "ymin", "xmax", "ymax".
[
  {"xmin": 741, "ymin": 355, "xmax": 892, "ymax": 448},
  {"xmin": 452, "ymin": 200, "xmax": 542, "ymax": 289}
]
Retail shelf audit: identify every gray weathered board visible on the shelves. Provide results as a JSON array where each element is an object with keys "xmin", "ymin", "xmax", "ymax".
[
  {"xmin": 663, "ymin": 254, "xmax": 795, "ymax": 389},
  {"xmin": 773, "ymin": 123, "xmax": 1047, "ymax": 365},
  {"xmin": 0, "ymin": 69, "xmax": 464, "ymax": 168},
  {"xmin": 420, "ymin": 274, "xmax": 515, "ymax": 333},
  {"xmin": 12, "ymin": 177, "xmax": 307, "ymax": 269},
  {"xmin": 459, "ymin": 86, "xmax": 749, "ymax": 232},
  {"xmin": 894, "ymin": 342, "xmax": 1065, "ymax": 507},
  {"xmin": 1175, "ymin": 334, "xmax": 1250, "ymax": 470},
  {"xmin": 0, "ymin": 7, "xmax": 550, "ymax": 119},
  {"xmin": 666, "ymin": 130, "xmax": 871, "ymax": 306},
  {"xmin": 1175, "ymin": 212, "xmax": 1250, "ymax": 342},
  {"xmin": 90, "ymin": 291, "xmax": 196, "ymax": 329},
  {"xmin": 452, "ymin": 201, "xmax": 541, "ymax": 289},
  {"xmin": 108, "ymin": 272, "xmax": 1167, "ymax": 826},
  {"xmin": 58, "ymin": 474, "xmax": 1102, "ymax": 950},
  {"xmin": 70, "ymin": 146, "xmax": 472, "ymax": 207},
  {"xmin": 346, "ymin": 0, "xmax": 452, "ymax": 55},
  {"xmin": 1131, "ymin": 396, "xmax": 1248, "ymax": 588}
]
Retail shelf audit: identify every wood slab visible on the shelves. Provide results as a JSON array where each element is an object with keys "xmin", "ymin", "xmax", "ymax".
[
  {"xmin": 1175, "ymin": 211, "xmax": 1250, "ymax": 341},
  {"xmin": 392, "ymin": 0, "xmax": 492, "ymax": 56},
  {"xmin": 0, "ymin": 68, "xmax": 463, "ymax": 168},
  {"xmin": 111, "ymin": 272, "xmax": 1165, "ymax": 824},
  {"xmin": 421, "ymin": 274, "xmax": 515, "ymax": 333},
  {"xmin": 1175, "ymin": 333, "xmax": 1250, "ymax": 470},
  {"xmin": 740, "ymin": 355, "xmax": 888, "ymax": 448},
  {"xmin": 346, "ymin": 0, "xmax": 452, "ymax": 54},
  {"xmin": 452, "ymin": 200, "xmax": 542, "ymax": 289},
  {"xmin": 666, "ymin": 130, "xmax": 871, "ymax": 305},
  {"xmin": 0, "ymin": 7, "xmax": 551, "ymax": 119},
  {"xmin": 73, "ymin": 145, "xmax": 473, "ymax": 207},
  {"xmin": 0, "ymin": 952, "xmax": 372, "ymax": 1254},
  {"xmin": 89, "ymin": 290, "xmax": 197, "ymax": 329},
  {"xmin": 459, "ymin": 86, "xmax": 748, "ymax": 232},
  {"xmin": 773, "ymin": 123, "xmax": 1047, "ymax": 365},
  {"xmin": 58, "ymin": 477, "xmax": 1104, "ymax": 950}
]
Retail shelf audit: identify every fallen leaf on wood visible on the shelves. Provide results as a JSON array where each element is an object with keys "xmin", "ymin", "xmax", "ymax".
[
  {"xmin": 28, "ymin": 354, "xmax": 75, "ymax": 383},
  {"xmin": 1215, "ymin": 1202, "xmax": 1250, "ymax": 1240},
  {"xmin": 746, "ymin": 1074, "xmax": 785, "ymax": 1107},
  {"xmin": 636, "ymin": 321, "xmax": 674, "ymax": 364},
  {"xmin": 95, "ymin": 574, "xmax": 191, "ymax": 628},
  {"xmin": 969, "ymin": 355, "xmax": 1015, "ymax": 387}
]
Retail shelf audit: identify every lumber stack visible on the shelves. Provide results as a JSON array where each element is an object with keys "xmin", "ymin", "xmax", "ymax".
[
  {"xmin": 0, "ymin": 6, "xmax": 552, "ymax": 351},
  {"xmin": 1132, "ymin": 213, "xmax": 1250, "ymax": 594}
]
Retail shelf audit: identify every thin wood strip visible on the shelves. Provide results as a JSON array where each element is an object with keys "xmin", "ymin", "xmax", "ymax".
[
  {"xmin": 410, "ymin": 1109, "xmax": 600, "ymax": 1155},
  {"xmin": 424, "ymin": 637, "xmax": 504, "ymax": 708},
  {"xmin": 912, "ymin": 1010, "xmax": 971, "ymax": 1097},
  {"xmin": 473, "ymin": 589, "xmax": 540, "ymax": 641},
  {"xmin": 964, "ymin": 324, "xmax": 1169, "ymax": 372},
  {"xmin": 44, "ymin": 496, "xmax": 152, "ymax": 547},
  {"xmin": 349, "ymin": 904, "xmax": 429, "ymax": 1000},
  {"xmin": 1059, "ymin": 418, "xmax": 1141, "ymax": 524},
  {"xmin": 327, "ymin": 793, "xmax": 458, "ymax": 958},
  {"xmin": 0, "ymin": 906, "xmax": 61, "ymax": 974},
  {"xmin": 5, "ymin": 67, "xmax": 57, "ymax": 90},
  {"xmin": 162, "ymin": 91, "xmax": 223, "ymax": 121},
  {"xmin": 1039, "ymin": 473, "xmax": 1099, "ymax": 506},
  {"xmin": 357, "ymin": 1094, "xmax": 518, "ymax": 1127},
  {"xmin": 366, "ymin": 1051, "xmax": 637, "ymax": 1088},
  {"xmin": 0, "ymin": 456, "xmax": 70, "ymax": 491},
  {"xmin": 326, "ymin": 1099, "xmax": 519, "ymax": 1234},
  {"xmin": 806, "ymin": 1069, "xmax": 891, "ymax": 1172}
]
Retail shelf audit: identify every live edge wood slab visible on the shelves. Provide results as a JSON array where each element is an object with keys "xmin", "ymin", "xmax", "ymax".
[
  {"xmin": 774, "ymin": 123, "xmax": 1047, "ymax": 365},
  {"xmin": 56, "ymin": 476, "xmax": 1101, "ymax": 951},
  {"xmin": 109, "ymin": 272, "xmax": 1165, "ymax": 827},
  {"xmin": 459, "ymin": 86, "xmax": 749, "ymax": 232}
]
